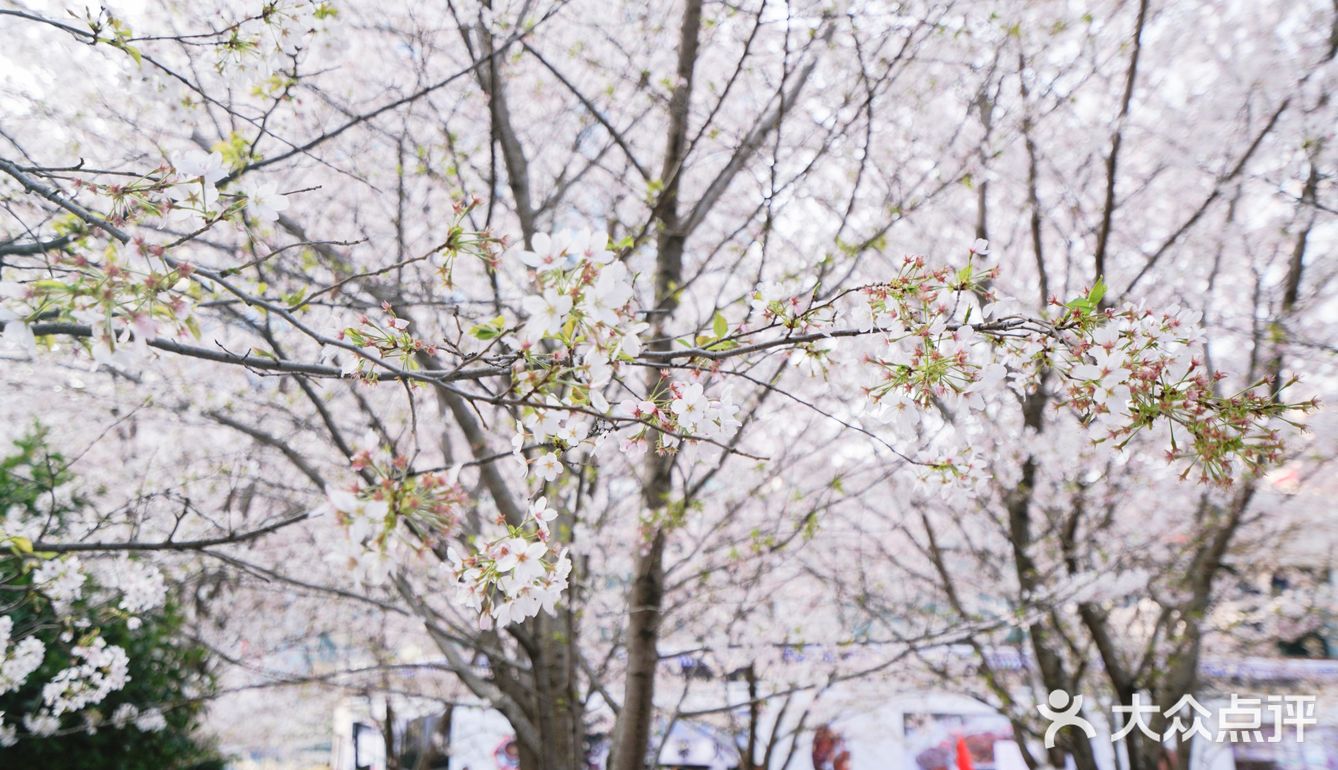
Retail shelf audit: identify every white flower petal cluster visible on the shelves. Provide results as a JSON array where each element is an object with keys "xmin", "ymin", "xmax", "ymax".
[
  {"xmin": 133, "ymin": 707, "xmax": 167, "ymax": 732},
  {"xmin": 173, "ymin": 149, "xmax": 228, "ymax": 186},
  {"xmin": 446, "ymin": 490, "xmax": 578, "ymax": 629},
  {"xmin": 33, "ymin": 556, "xmax": 87, "ymax": 608},
  {"xmin": 0, "ymin": 616, "xmax": 46, "ymax": 696},
  {"xmin": 40, "ymin": 637, "xmax": 130, "ymax": 717},
  {"xmin": 111, "ymin": 702, "xmax": 139, "ymax": 728},
  {"xmin": 505, "ymin": 228, "xmax": 664, "ymax": 500},
  {"xmin": 579, "ymin": 262, "xmax": 634, "ymax": 327},
  {"xmin": 667, "ymin": 382, "xmax": 742, "ymax": 443},
  {"xmin": 529, "ymin": 496, "xmax": 560, "ymax": 538},
  {"xmin": 0, "ymin": 317, "xmax": 37, "ymax": 358},
  {"xmin": 518, "ymin": 229, "xmax": 614, "ymax": 272},
  {"xmin": 22, "ymin": 711, "xmax": 60, "ymax": 736},
  {"xmin": 793, "ymin": 339, "xmax": 836, "ymax": 377},
  {"xmin": 530, "ymin": 450, "xmax": 563, "ymax": 482},
  {"xmin": 330, "ymin": 537, "xmax": 400, "ymax": 588},
  {"xmin": 446, "ymin": 512, "xmax": 574, "ymax": 628},
  {"xmin": 207, "ymin": 1, "xmax": 335, "ymax": 89},
  {"xmin": 515, "ymin": 230, "xmax": 638, "ymax": 356},
  {"xmin": 108, "ymin": 559, "xmax": 167, "ymax": 616},
  {"xmin": 1063, "ymin": 304, "xmax": 1203, "ymax": 442},
  {"xmin": 324, "ymin": 489, "xmax": 397, "ymax": 587},
  {"xmin": 167, "ymin": 149, "xmax": 226, "ymax": 221}
]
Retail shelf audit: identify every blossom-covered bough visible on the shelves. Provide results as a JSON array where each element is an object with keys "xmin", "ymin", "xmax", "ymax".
[{"xmin": 0, "ymin": 2, "xmax": 1330, "ymax": 768}]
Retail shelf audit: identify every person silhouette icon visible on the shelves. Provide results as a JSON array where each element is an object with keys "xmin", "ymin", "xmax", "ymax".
[{"xmin": 1037, "ymin": 690, "xmax": 1097, "ymax": 748}]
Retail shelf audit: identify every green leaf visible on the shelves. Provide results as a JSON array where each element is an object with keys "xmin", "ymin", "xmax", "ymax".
[
  {"xmin": 468, "ymin": 315, "xmax": 507, "ymax": 341},
  {"xmin": 712, "ymin": 311, "xmax": 728, "ymax": 339},
  {"xmin": 1066, "ymin": 277, "xmax": 1107, "ymax": 314},
  {"xmin": 283, "ymin": 288, "xmax": 307, "ymax": 308},
  {"xmin": 1089, "ymin": 276, "xmax": 1107, "ymax": 307}
]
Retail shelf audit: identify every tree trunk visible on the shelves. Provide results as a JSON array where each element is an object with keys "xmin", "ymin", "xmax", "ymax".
[
  {"xmin": 1007, "ymin": 388, "xmax": 1101, "ymax": 770},
  {"xmin": 608, "ymin": 530, "xmax": 667, "ymax": 770},
  {"xmin": 384, "ymin": 699, "xmax": 399, "ymax": 770},
  {"xmin": 521, "ymin": 609, "xmax": 586, "ymax": 770},
  {"xmin": 745, "ymin": 665, "xmax": 760, "ymax": 770},
  {"xmin": 1123, "ymin": 730, "xmax": 1167, "ymax": 770}
]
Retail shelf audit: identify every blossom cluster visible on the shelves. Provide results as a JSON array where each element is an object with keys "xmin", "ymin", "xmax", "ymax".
[
  {"xmin": 444, "ymin": 496, "xmax": 573, "ymax": 628},
  {"xmin": 40, "ymin": 636, "xmax": 131, "ymax": 718},
  {"xmin": 325, "ymin": 443, "xmax": 470, "ymax": 587},
  {"xmin": 0, "ymin": 141, "xmax": 308, "ymax": 368},
  {"xmin": 0, "ymin": 551, "xmax": 167, "ymax": 743},
  {"xmin": 615, "ymin": 380, "xmax": 743, "ymax": 451},
  {"xmin": 860, "ymin": 252, "xmax": 1003, "ymax": 406},
  {"xmin": 2, "ymin": 631, "xmax": 140, "ymax": 743},
  {"xmin": 83, "ymin": 1, "xmax": 337, "ymax": 97},
  {"xmin": 111, "ymin": 702, "xmax": 168, "ymax": 733},
  {"xmin": 431, "ymin": 230, "xmax": 746, "ymax": 625},
  {"xmin": 0, "ymin": 244, "xmax": 197, "ymax": 368},
  {"xmin": 0, "ymin": 616, "xmax": 46, "ymax": 697},
  {"xmin": 512, "ymin": 228, "xmax": 644, "ymax": 355},
  {"xmin": 509, "ymin": 230, "xmax": 749, "ymax": 455},
  {"xmin": 843, "ymin": 250, "xmax": 1304, "ymax": 489},
  {"xmin": 338, "ymin": 303, "xmax": 432, "ymax": 378},
  {"xmin": 32, "ymin": 556, "xmax": 87, "ymax": 609},
  {"xmin": 1059, "ymin": 302, "xmax": 1299, "ymax": 483},
  {"xmin": 322, "ymin": 232, "xmax": 1307, "ymax": 627},
  {"xmin": 851, "ymin": 251, "xmax": 1031, "ymax": 487},
  {"xmin": 108, "ymin": 558, "xmax": 168, "ymax": 620},
  {"xmin": 167, "ymin": 148, "xmax": 290, "ymax": 225}
]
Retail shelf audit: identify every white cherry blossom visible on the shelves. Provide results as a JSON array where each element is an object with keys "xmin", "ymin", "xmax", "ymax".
[
  {"xmin": 241, "ymin": 180, "xmax": 290, "ymax": 222},
  {"xmin": 530, "ymin": 451, "xmax": 562, "ymax": 482},
  {"xmin": 517, "ymin": 231, "xmax": 569, "ymax": 271},
  {"xmin": 521, "ymin": 289, "xmax": 574, "ymax": 341}
]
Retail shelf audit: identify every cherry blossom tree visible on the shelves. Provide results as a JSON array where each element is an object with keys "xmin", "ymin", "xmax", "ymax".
[{"xmin": 801, "ymin": 5, "xmax": 1338, "ymax": 770}]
